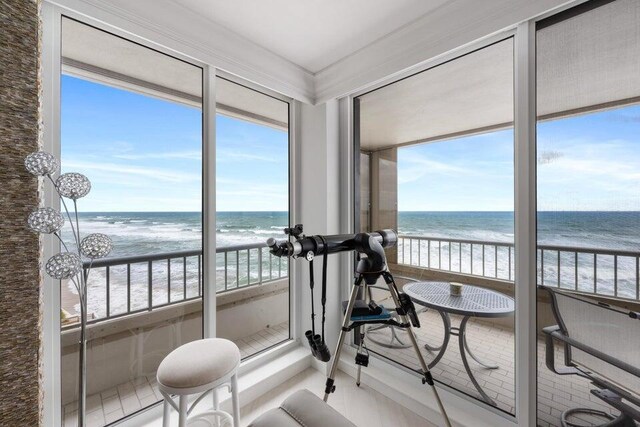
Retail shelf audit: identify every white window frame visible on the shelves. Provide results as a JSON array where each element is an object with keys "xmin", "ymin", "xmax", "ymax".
[
  {"xmin": 41, "ymin": 4, "xmax": 298, "ymax": 426},
  {"xmin": 336, "ymin": 19, "xmax": 549, "ymax": 427},
  {"xmin": 340, "ymin": 30, "xmax": 521, "ymax": 426}
]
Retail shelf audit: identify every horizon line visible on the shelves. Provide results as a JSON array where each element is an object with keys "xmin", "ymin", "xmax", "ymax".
[{"xmin": 75, "ymin": 209, "xmax": 640, "ymax": 213}]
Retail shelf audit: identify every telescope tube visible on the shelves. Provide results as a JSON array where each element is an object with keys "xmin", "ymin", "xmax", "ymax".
[{"xmin": 267, "ymin": 229, "xmax": 397, "ymax": 259}]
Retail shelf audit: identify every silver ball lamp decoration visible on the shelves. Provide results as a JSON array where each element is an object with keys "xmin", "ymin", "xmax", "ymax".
[
  {"xmin": 27, "ymin": 207, "xmax": 65, "ymax": 234},
  {"xmin": 56, "ymin": 172, "xmax": 91, "ymax": 199},
  {"xmin": 80, "ymin": 233, "xmax": 113, "ymax": 259},
  {"xmin": 45, "ymin": 252, "xmax": 82, "ymax": 280},
  {"xmin": 24, "ymin": 151, "xmax": 59, "ymax": 176}
]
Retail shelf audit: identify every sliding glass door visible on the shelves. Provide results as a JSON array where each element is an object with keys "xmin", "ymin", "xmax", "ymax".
[
  {"xmin": 60, "ymin": 17, "xmax": 203, "ymax": 426},
  {"xmin": 535, "ymin": 1, "xmax": 640, "ymax": 425},
  {"xmin": 354, "ymin": 38, "xmax": 516, "ymax": 415},
  {"xmin": 215, "ymin": 77, "xmax": 291, "ymax": 359}
]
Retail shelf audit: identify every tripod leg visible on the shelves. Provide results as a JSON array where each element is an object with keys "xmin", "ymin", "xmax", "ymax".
[
  {"xmin": 324, "ymin": 275, "xmax": 363, "ymax": 402},
  {"xmin": 355, "ymin": 326, "xmax": 367, "ymax": 387},
  {"xmin": 356, "ymin": 282, "xmax": 369, "ymax": 387},
  {"xmin": 384, "ymin": 273, "xmax": 452, "ymax": 427}
]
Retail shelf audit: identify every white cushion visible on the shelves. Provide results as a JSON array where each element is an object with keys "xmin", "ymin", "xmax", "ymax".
[{"xmin": 157, "ymin": 338, "xmax": 240, "ymax": 390}]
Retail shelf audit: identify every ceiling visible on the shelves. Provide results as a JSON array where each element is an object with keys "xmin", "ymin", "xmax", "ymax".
[
  {"xmin": 360, "ymin": 0, "xmax": 640, "ymax": 151},
  {"xmin": 62, "ymin": 18, "xmax": 289, "ymax": 129},
  {"xmin": 359, "ymin": 39, "xmax": 514, "ymax": 151},
  {"xmin": 172, "ymin": 0, "xmax": 451, "ymax": 73}
]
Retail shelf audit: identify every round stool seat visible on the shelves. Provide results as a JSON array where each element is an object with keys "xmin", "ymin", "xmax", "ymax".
[{"xmin": 157, "ymin": 338, "xmax": 240, "ymax": 390}]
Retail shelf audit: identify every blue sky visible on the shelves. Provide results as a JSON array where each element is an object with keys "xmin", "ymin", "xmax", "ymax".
[
  {"xmin": 61, "ymin": 75, "xmax": 288, "ymax": 212},
  {"xmin": 399, "ymin": 105, "xmax": 640, "ymax": 211},
  {"xmin": 62, "ymin": 75, "xmax": 638, "ymax": 213}
]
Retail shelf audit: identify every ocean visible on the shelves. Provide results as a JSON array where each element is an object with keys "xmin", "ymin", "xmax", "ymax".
[{"xmin": 61, "ymin": 211, "xmax": 639, "ymax": 317}]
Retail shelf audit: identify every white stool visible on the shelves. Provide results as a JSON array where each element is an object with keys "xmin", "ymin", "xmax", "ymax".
[{"xmin": 157, "ymin": 338, "xmax": 241, "ymax": 427}]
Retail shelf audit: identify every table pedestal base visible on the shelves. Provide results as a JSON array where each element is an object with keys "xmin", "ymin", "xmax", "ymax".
[{"xmin": 425, "ymin": 310, "xmax": 499, "ymax": 405}]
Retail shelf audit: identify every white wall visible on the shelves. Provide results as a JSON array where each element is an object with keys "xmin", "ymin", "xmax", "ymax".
[
  {"xmin": 47, "ymin": 0, "xmax": 314, "ymax": 103},
  {"xmin": 296, "ymin": 101, "xmax": 344, "ymax": 358}
]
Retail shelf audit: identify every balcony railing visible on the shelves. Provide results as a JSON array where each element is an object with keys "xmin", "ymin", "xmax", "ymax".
[
  {"xmin": 79, "ymin": 242, "xmax": 288, "ymax": 324},
  {"xmin": 397, "ymin": 235, "xmax": 640, "ymax": 301}
]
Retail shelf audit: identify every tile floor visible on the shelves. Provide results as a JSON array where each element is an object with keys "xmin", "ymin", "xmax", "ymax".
[{"xmin": 365, "ymin": 309, "xmax": 621, "ymax": 426}]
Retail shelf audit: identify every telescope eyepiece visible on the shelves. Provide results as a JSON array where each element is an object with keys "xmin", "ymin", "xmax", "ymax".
[{"xmin": 268, "ymin": 238, "xmax": 293, "ymax": 257}]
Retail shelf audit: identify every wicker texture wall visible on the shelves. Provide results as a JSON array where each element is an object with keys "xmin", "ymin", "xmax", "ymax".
[{"xmin": 0, "ymin": 0, "xmax": 43, "ymax": 425}]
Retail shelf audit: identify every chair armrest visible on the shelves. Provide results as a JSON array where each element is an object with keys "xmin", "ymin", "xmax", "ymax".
[
  {"xmin": 545, "ymin": 326, "xmax": 640, "ymax": 379},
  {"xmin": 542, "ymin": 325, "xmax": 581, "ymax": 376}
]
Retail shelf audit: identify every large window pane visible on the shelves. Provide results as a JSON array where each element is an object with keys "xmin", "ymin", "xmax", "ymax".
[
  {"xmin": 355, "ymin": 38, "xmax": 515, "ymax": 415},
  {"xmin": 60, "ymin": 18, "xmax": 203, "ymax": 426},
  {"xmin": 215, "ymin": 77, "xmax": 291, "ymax": 359},
  {"xmin": 536, "ymin": 1, "xmax": 640, "ymax": 425}
]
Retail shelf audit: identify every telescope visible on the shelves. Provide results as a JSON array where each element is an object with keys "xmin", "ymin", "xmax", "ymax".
[
  {"xmin": 266, "ymin": 224, "xmax": 452, "ymax": 426},
  {"xmin": 267, "ymin": 226, "xmax": 397, "ymax": 284}
]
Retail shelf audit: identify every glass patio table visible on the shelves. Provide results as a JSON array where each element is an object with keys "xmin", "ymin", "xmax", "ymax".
[{"xmin": 403, "ymin": 281, "xmax": 514, "ymax": 405}]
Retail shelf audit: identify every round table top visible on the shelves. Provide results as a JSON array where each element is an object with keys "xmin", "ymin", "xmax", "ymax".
[{"xmin": 404, "ymin": 281, "xmax": 515, "ymax": 318}]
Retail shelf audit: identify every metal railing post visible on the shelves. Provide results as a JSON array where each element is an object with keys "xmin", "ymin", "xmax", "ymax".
[
  {"xmin": 409, "ymin": 238, "xmax": 413, "ymax": 265},
  {"xmin": 574, "ymin": 252, "xmax": 578, "ymax": 291},
  {"xmin": 147, "ymin": 260, "xmax": 153, "ymax": 310},
  {"xmin": 540, "ymin": 249, "xmax": 544, "ymax": 286},
  {"xmin": 127, "ymin": 264, "xmax": 131, "ymax": 313},
  {"xmin": 258, "ymin": 248, "xmax": 263, "ymax": 284},
  {"xmin": 105, "ymin": 266, "xmax": 110, "ymax": 318},
  {"xmin": 198, "ymin": 254, "xmax": 202, "ymax": 296},
  {"xmin": 167, "ymin": 259, "xmax": 171, "ymax": 304},
  {"xmin": 594, "ymin": 254, "xmax": 597, "ymax": 293},
  {"xmin": 557, "ymin": 250, "xmax": 561, "ymax": 288},
  {"xmin": 246, "ymin": 249, "xmax": 250, "ymax": 286},
  {"xmin": 236, "ymin": 250, "xmax": 240, "ymax": 288},
  {"xmin": 224, "ymin": 252, "xmax": 228, "ymax": 291},
  {"xmin": 614, "ymin": 255, "xmax": 618, "ymax": 297},
  {"xmin": 183, "ymin": 257, "xmax": 187, "ymax": 299}
]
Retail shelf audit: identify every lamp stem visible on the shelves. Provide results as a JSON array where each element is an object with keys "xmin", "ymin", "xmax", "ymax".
[
  {"xmin": 48, "ymin": 175, "xmax": 80, "ymax": 249},
  {"xmin": 53, "ymin": 232, "xmax": 70, "ymax": 253},
  {"xmin": 73, "ymin": 200, "xmax": 81, "ymax": 252},
  {"xmin": 77, "ymin": 284, "xmax": 87, "ymax": 427},
  {"xmin": 73, "ymin": 198, "xmax": 86, "ymax": 427}
]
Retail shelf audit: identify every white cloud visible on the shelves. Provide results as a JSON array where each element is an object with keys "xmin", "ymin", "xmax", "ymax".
[
  {"xmin": 114, "ymin": 150, "xmax": 201, "ymax": 160},
  {"xmin": 64, "ymin": 160, "xmax": 201, "ymax": 183},
  {"xmin": 398, "ymin": 155, "xmax": 474, "ymax": 184},
  {"xmin": 216, "ymin": 149, "xmax": 280, "ymax": 163}
]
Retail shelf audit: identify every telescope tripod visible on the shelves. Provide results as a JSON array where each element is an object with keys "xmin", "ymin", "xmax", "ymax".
[{"xmin": 323, "ymin": 270, "xmax": 452, "ymax": 427}]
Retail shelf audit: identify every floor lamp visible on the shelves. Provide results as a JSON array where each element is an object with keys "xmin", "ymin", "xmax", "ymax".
[{"xmin": 25, "ymin": 151, "xmax": 112, "ymax": 427}]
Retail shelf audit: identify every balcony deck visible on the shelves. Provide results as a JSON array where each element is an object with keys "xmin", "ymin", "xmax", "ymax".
[
  {"xmin": 366, "ymin": 309, "xmax": 619, "ymax": 427},
  {"xmin": 63, "ymin": 322, "xmax": 289, "ymax": 427}
]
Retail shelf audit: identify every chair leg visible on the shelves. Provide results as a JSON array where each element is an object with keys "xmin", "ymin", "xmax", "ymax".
[
  {"xmin": 231, "ymin": 374, "xmax": 240, "ymax": 427},
  {"xmin": 178, "ymin": 395, "xmax": 188, "ymax": 427},
  {"xmin": 212, "ymin": 388, "xmax": 219, "ymax": 427},
  {"xmin": 162, "ymin": 398, "xmax": 171, "ymax": 427}
]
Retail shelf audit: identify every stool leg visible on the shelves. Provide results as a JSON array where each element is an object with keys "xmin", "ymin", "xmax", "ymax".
[
  {"xmin": 162, "ymin": 398, "xmax": 171, "ymax": 427},
  {"xmin": 231, "ymin": 374, "xmax": 240, "ymax": 427},
  {"xmin": 178, "ymin": 395, "xmax": 188, "ymax": 427},
  {"xmin": 212, "ymin": 388, "xmax": 219, "ymax": 427}
]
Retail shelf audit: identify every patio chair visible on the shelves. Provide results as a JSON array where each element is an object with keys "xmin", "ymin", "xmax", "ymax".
[{"xmin": 541, "ymin": 286, "xmax": 640, "ymax": 427}]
